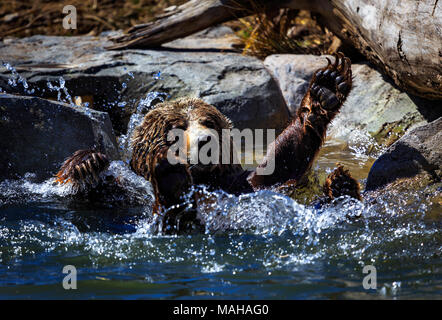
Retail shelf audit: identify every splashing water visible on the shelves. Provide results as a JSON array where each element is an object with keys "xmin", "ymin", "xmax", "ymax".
[
  {"xmin": 118, "ymin": 91, "xmax": 169, "ymax": 163},
  {"xmin": 0, "ymin": 64, "xmax": 440, "ymax": 299},
  {"xmin": 46, "ymin": 77, "xmax": 75, "ymax": 106},
  {"xmin": 1, "ymin": 62, "xmax": 34, "ymax": 95},
  {"xmin": 153, "ymin": 71, "xmax": 162, "ymax": 80},
  {"xmin": 0, "ymin": 140, "xmax": 439, "ymax": 296},
  {"xmin": 0, "ymin": 149, "xmax": 440, "ymax": 299},
  {"xmin": 0, "ymin": 61, "xmax": 140, "ymax": 115}
]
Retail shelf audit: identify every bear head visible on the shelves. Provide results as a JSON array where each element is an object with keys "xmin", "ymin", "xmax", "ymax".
[{"xmin": 130, "ymin": 97, "xmax": 242, "ymax": 211}]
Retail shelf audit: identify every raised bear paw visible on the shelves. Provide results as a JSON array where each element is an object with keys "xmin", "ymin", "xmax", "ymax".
[
  {"xmin": 55, "ymin": 149, "xmax": 110, "ymax": 188},
  {"xmin": 309, "ymin": 52, "xmax": 352, "ymax": 112}
]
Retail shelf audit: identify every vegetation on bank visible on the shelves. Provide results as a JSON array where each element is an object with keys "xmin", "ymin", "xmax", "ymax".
[
  {"xmin": 0, "ymin": 0, "xmax": 186, "ymax": 38},
  {"xmin": 0, "ymin": 0, "xmax": 345, "ymax": 59}
]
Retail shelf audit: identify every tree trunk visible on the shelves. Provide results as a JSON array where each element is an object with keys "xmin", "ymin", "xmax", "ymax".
[
  {"xmin": 109, "ymin": 0, "xmax": 442, "ymax": 100},
  {"xmin": 316, "ymin": 0, "xmax": 442, "ymax": 100}
]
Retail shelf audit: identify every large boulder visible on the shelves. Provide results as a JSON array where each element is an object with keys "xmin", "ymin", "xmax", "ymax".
[
  {"xmin": 0, "ymin": 31, "xmax": 289, "ymax": 135},
  {"xmin": 365, "ymin": 117, "xmax": 442, "ymax": 190},
  {"xmin": 0, "ymin": 94, "xmax": 119, "ymax": 182},
  {"xmin": 264, "ymin": 54, "xmax": 441, "ymax": 146}
]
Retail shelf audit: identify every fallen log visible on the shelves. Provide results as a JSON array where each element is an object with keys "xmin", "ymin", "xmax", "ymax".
[
  {"xmin": 108, "ymin": 1, "xmax": 317, "ymax": 49},
  {"xmin": 108, "ymin": 0, "xmax": 442, "ymax": 100}
]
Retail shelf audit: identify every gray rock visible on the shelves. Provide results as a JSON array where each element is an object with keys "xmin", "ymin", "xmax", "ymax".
[
  {"xmin": 0, "ymin": 33, "xmax": 289, "ymax": 135},
  {"xmin": 365, "ymin": 117, "xmax": 442, "ymax": 190},
  {"xmin": 264, "ymin": 54, "xmax": 332, "ymax": 116},
  {"xmin": 0, "ymin": 94, "xmax": 119, "ymax": 181},
  {"xmin": 264, "ymin": 54, "xmax": 441, "ymax": 145}
]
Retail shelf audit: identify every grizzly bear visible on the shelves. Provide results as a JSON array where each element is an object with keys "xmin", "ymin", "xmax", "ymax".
[{"xmin": 55, "ymin": 53, "xmax": 360, "ymax": 233}]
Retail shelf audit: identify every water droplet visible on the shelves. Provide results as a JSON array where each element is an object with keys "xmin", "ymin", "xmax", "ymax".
[{"xmin": 153, "ymin": 71, "xmax": 162, "ymax": 80}]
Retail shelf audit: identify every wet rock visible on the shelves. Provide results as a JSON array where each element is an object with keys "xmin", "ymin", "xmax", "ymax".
[
  {"xmin": 0, "ymin": 94, "xmax": 119, "ymax": 182},
  {"xmin": 0, "ymin": 32, "xmax": 289, "ymax": 135},
  {"xmin": 365, "ymin": 117, "xmax": 442, "ymax": 190},
  {"xmin": 264, "ymin": 54, "xmax": 441, "ymax": 146}
]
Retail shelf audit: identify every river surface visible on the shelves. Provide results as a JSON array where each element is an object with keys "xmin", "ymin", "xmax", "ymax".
[{"xmin": 0, "ymin": 138, "xmax": 440, "ymax": 299}]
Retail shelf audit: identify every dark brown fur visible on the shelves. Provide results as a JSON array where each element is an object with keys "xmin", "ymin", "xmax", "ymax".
[
  {"xmin": 56, "ymin": 149, "xmax": 109, "ymax": 189},
  {"xmin": 323, "ymin": 164, "xmax": 362, "ymax": 202}
]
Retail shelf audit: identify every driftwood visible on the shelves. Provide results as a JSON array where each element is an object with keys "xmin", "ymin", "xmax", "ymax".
[{"xmin": 109, "ymin": 0, "xmax": 442, "ymax": 100}]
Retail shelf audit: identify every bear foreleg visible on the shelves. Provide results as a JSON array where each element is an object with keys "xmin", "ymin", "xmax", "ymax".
[{"xmin": 248, "ymin": 53, "xmax": 353, "ymax": 189}]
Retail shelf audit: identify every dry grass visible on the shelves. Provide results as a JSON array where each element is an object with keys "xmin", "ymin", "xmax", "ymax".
[
  {"xmin": 0, "ymin": 0, "xmax": 186, "ymax": 38},
  {"xmin": 228, "ymin": 9, "xmax": 341, "ymax": 59},
  {"xmin": 222, "ymin": 0, "xmax": 341, "ymax": 59}
]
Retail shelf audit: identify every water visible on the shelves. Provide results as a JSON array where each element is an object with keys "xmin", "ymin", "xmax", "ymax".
[
  {"xmin": 0, "ymin": 142, "xmax": 440, "ymax": 299},
  {"xmin": 2, "ymin": 62, "xmax": 33, "ymax": 95},
  {"xmin": 0, "ymin": 65, "xmax": 440, "ymax": 299},
  {"xmin": 118, "ymin": 91, "xmax": 169, "ymax": 164}
]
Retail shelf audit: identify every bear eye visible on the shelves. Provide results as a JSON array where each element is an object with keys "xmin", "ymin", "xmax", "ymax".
[
  {"xmin": 170, "ymin": 123, "xmax": 187, "ymax": 131},
  {"xmin": 201, "ymin": 119, "xmax": 215, "ymax": 128}
]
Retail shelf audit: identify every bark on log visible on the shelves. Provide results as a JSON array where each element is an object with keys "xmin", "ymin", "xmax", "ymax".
[{"xmin": 109, "ymin": 0, "xmax": 442, "ymax": 100}]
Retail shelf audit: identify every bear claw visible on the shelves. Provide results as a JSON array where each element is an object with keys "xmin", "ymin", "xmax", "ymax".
[
  {"xmin": 335, "ymin": 76, "xmax": 343, "ymax": 85},
  {"xmin": 337, "ymin": 81, "xmax": 349, "ymax": 93},
  {"xmin": 309, "ymin": 52, "xmax": 352, "ymax": 112},
  {"xmin": 56, "ymin": 149, "xmax": 109, "ymax": 187}
]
